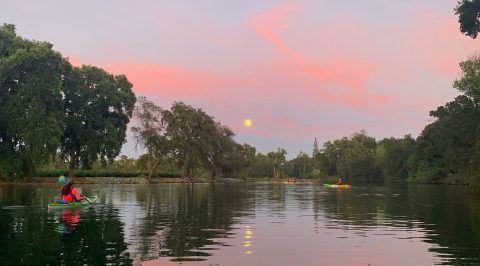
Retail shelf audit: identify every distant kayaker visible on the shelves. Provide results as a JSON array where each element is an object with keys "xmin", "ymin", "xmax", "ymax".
[
  {"xmin": 336, "ymin": 178, "xmax": 343, "ymax": 185},
  {"xmin": 60, "ymin": 179, "xmax": 86, "ymax": 203}
]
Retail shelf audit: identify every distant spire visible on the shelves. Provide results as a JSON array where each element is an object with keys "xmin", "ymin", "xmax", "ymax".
[{"xmin": 313, "ymin": 137, "xmax": 319, "ymax": 157}]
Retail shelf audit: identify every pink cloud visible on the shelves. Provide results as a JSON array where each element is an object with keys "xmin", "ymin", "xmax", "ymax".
[
  {"xmin": 105, "ymin": 62, "xmax": 217, "ymax": 97},
  {"xmin": 249, "ymin": 3, "xmax": 390, "ymax": 107},
  {"xmin": 101, "ymin": 59, "xmax": 385, "ymax": 114}
]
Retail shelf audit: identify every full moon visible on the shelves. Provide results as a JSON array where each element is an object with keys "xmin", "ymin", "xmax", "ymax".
[{"xmin": 243, "ymin": 119, "xmax": 253, "ymax": 128}]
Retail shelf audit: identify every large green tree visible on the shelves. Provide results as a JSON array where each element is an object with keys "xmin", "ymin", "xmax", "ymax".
[
  {"xmin": 132, "ymin": 100, "xmax": 246, "ymax": 180},
  {"xmin": 455, "ymin": 0, "xmax": 480, "ymax": 39},
  {"xmin": 376, "ymin": 135, "xmax": 415, "ymax": 183},
  {"xmin": 204, "ymin": 124, "xmax": 236, "ymax": 179},
  {"xmin": 241, "ymin": 143, "xmax": 256, "ymax": 177},
  {"xmin": 161, "ymin": 101, "xmax": 240, "ymax": 180},
  {"xmin": 453, "ymin": 58, "xmax": 480, "ymax": 99},
  {"xmin": 61, "ymin": 65, "xmax": 136, "ymax": 177},
  {"xmin": 285, "ymin": 151, "xmax": 315, "ymax": 178},
  {"xmin": 250, "ymin": 152, "xmax": 273, "ymax": 178},
  {"xmin": 0, "ymin": 24, "xmax": 65, "ymax": 178},
  {"xmin": 335, "ymin": 132, "xmax": 381, "ymax": 183},
  {"xmin": 319, "ymin": 140, "xmax": 341, "ymax": 177},
  {"xmin": 267, "ymin": 148, "xmax": 287, "ymax": 179},
  {"xmin": 410, "ymin": 58, "xmax": 480, "ymax": 185},
  {"xmin": 217, "ymin": 141, "xmax": 249, "ymax": 179},
  {"xmin": 131, "ymin": 96, "xmax": 167, "ymax": 178},
  {"xmin": 317, "ymin": 131, "xmax": 381, "ymax": 183},
  {"xmin": 161, "ymin": 102, "xmax": 208, "ymax": 179}
]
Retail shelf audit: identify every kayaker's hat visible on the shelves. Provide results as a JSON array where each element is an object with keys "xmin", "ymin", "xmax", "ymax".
[{"xmin": 58, "ymin": 175, "xmax": 67, "ymax": 184}]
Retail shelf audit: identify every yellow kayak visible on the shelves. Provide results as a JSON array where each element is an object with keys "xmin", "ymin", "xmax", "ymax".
[{"xmin": 323, "ymin": 184, "xmax": 351, "ymax": 189}]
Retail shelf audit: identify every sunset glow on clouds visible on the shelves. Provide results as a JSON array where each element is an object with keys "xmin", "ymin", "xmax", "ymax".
[{"xmin": 3, "ymin": 0, "xmax": 479, "ymax": 157}]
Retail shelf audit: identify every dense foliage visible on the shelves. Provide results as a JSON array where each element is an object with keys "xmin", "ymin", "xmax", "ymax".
[
  {"xmin": 61, "ymin": 65, "xmax": 136, "ymax": 177},
  {"xmin": 132, "ymin": 99, "xmax": 250, "ymax": 180},
  {"xmin": 408, "ymin": 58, "xmax": 480, "ymax": 187},
  {"xmin": 0, "ymin": 24, "xmax": 135, "ymax": 179},
  {"xmin": 376, "ymin": 136, "xmax": 415, "ymax": 183},
  {"xmin": 0, "ymin": 24, "xmax": 65, "ymax": 178},
  {"xmin": 455, "ymin": 0, "xmax": 480, "ymax": 39}
]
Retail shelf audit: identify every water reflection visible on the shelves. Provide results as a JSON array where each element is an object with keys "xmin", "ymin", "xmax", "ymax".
[
  {"xmin": 243, "ymin": 225, "xmax": 254, "ymax": 255},
  {"xmin": 316, "ymin": 184, "xmax": 480, "ymax": 265},
  {"xmin": 54, "ymin": 208, "xmax": 81, "ymax": 234},
  {"xmin": 120, "ymin": 183, "xmax": 252, "ymax": 263},
  {"xmin": 1, "ymin": 183, "xmax": 480, "ymax": 265},
  {"xmin": 0, "ymin": 185, "xmax": 132, "ymax": 265}
]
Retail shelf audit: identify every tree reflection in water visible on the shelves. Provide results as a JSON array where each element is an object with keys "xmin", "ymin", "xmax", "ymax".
[{"xmin": 126, "ymin": 183, "xmax": 253, "ymax": 262}]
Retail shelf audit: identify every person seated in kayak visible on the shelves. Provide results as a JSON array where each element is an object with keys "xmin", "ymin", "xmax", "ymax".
[
  {"xmin": 336, "ymin": 178, "xmax": 343, "ymax": 185},
  {"xmin": 61, "ymin": 179, "xmax": 86, "ymax": 203}
]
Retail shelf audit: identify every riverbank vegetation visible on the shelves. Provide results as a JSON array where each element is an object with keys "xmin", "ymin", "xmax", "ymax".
[{"xmin": 3, "ymin": 4, "xmax": 480, "ymax": 189}]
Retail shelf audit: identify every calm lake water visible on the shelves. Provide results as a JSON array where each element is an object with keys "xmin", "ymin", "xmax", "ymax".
[{"xmin": 1, "ymin": 182, "xmax": 479, "ymax": 265}]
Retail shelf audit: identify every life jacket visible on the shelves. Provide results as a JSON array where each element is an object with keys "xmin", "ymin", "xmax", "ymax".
[{"xmin": 61, "ymin": 186, "xmax": 75, "ymax": 202}]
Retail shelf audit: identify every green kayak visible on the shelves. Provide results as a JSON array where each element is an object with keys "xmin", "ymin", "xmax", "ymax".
[{"xmin": 48, "ymin": 195, "xmax": 98, "ymax": 209}]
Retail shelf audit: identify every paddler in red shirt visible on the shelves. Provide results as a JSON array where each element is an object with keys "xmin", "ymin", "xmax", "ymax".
[{"xmin": 61, "ymin": 179, "xmax": 86, "ymax": 203}]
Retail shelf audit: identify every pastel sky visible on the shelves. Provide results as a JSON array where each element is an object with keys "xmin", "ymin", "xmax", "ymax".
[{"xmin": 1, "ymin": 0, "xmax": 478, "ymax": 158}]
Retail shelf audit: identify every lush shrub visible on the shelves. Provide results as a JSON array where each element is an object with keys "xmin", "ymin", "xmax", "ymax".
[{"xmin": 407, "ymin": 164, "xmax": 444, "ymax": 184}]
